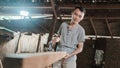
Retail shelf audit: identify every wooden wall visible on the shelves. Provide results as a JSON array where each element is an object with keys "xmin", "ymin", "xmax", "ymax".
[
  {"xmin": 77, "ymin": 38, "xmax": 120, "ymax": 68},
  {"xmin": 1, "ymin": 33, "xmax": 120, "ymax": 68},
  {"xmin": 0, "ymin": 32, "xmax": 49, "ymax": 59}
]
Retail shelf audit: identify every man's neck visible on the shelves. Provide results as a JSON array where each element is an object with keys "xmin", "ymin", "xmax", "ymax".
[
  {"xmin": 69, "ymin": 21, "xmax": 78, "ymax": 26},
  {"xmin": 68, "ymin": 21, "xmax": 78, "ymax": 30}
]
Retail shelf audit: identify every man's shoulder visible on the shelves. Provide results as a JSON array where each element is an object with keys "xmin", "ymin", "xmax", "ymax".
[
  {"xmin": 77, "ymin": 24, "xmax": 85, "ymax": 31},
  {"xmin": 62, "ymin": 21, "xmax": 68, "ymax": 24},
  {"xmin": 61, "ymin": 21, "xmax": 69, "ymax": 26}
]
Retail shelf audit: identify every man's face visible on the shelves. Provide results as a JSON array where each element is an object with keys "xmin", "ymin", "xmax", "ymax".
[{"xmin": 71, "ymin": 8, "xmax": 85, "ymax": 24}]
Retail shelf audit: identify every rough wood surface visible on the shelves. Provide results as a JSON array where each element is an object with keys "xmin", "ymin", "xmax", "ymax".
[
  {"xmin": 4, "ymin": 52, "xmax": 66, "ymax": 68},
  {"xmin": 0, "ymin": 59, "xmax": 3, "ymax": 68}
]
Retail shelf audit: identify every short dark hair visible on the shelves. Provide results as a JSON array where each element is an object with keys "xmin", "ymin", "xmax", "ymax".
[{"xmin": 75, "ymin": 6, "xmax": 86, "ymax": 14}]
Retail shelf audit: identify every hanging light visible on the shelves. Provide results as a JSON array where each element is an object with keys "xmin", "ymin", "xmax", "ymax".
[{"xmin": 20, "ymin": 10, "xmax": 29, "ymax": 16}]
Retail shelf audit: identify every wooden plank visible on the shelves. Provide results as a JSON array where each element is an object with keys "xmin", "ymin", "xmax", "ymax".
[
  {"xmin": 4, "ymin": 52, "xmax": 66, "ymax": 68},
  {"xmin": 90, "ymin": 18, "xmax": 97, "ymax": 38},
  {"xmin": 105, "ymin": 18, "xmax": 113, "ymax": 38},
  {"xmin": 23, "ymin": 52, "xmax": 66, "ymax": 68}
]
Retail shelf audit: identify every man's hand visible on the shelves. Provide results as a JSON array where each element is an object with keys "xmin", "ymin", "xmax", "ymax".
[
  {"xmin": 64, "ymin": 54, "xmax": 71, "ymax": 59},
  {"xmin": 62, "ymin": 54, "xmax": 71, "ymax": 63}
]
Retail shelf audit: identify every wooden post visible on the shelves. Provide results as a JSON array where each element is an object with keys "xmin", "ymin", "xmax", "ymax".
[
  {"xmin": 105, "ymin": 18, "xmax": 113, "ymax": 38},
  {"xmin": 15, "ymin": 32, "xmax": 21, "ymax": 53},
  {"xmin": 90, "ymin": 18, "xmax": 97, "ymax": 38},
  {"xmin": 0, "ymin": 59, "xmax": 3, "ymax": 68},
  {"xmin": 48, "ymin": 0, "xmax": 58, "ymax": 42}
]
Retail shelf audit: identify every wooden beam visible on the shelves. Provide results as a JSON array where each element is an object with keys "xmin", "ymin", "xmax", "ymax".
[
  {"xmin": 48, "ymin": 0, "xmax": 58, "ymax": 42},
  {"xmin": 105, "ymin": 18, "xmax": 113, "ymax": 38},
  {"xmin": 3, "ymin": 3, "xmax": 120, "ymax": 9},
  {"xmin": 85, "ymin": 17, "xmax": 120, "ymax": 19},
  {"xmin": 50, "ymin": 0, "xmax": 57, "ymax": 19},
  {"xmin": 57, "ymin": 16, "xmax": 120, "ymax": 20},
  {"xmin": 90, "ymin": 18, "xmax": 97, "ymax": 38},
  {"xmin": 59, "ymin": 4, "xmax": 120, "ymax": 9},
  {"xmin": 2, "ymin": 3, "xmax": 120, "ymax": 10}
]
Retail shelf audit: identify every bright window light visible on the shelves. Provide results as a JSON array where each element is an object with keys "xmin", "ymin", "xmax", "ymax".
[{"xmin": 20, "ymin": 10, "xmax": 29, "ymax": 16}]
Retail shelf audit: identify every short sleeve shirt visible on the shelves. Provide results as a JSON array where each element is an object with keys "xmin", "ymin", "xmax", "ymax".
[
  {"xmin": 57, "ymin": 22, "xmax": 85, "ymax": 48},
  {"xmin": 57, "ymin": 22, "xmax": 85, "ymax": 61}
]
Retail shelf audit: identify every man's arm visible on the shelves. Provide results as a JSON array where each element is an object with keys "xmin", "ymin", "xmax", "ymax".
[{"xmin": 64, "ymin": 42, "xmax": 84, "ymax": 59}]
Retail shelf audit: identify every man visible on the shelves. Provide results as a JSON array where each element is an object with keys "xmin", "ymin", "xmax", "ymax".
[{"xmin": 53, "ymin": 6, "xmax": 86, "ymax": 68}]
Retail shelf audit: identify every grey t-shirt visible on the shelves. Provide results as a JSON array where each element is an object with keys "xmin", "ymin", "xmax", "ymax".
[{"xmin": 57, "ymin": 22, "xmax": 85, "ymax": 62}]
